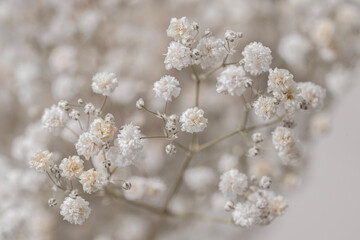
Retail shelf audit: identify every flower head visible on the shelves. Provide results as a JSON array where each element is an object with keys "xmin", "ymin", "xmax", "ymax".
[
  {"xmin": 298, "ymin": 82, "xmax": 326, "ymax": 109},
  {"xmin": 30, "ymin": 150, "xmax": 54, "ymax": 172},
  {"xmin": 216, "ymin": 65, "xmax": 251, "ymax": 96},
  {"xmin": 59, "ymin": 155, "xmax": 84, "ymax": 179},
  {"xmin": 91, "ymin": 72, "xmax": 118, "ymax": 96},
  {"xmin": 89, "ymin": 117, "xmax": 117, "ymax": 141},
  {"xmin": 219, "ymin": 169, "xmax": 248, "ymax": 199},
  {"xmin": 60, "ymin": 196, "xmax": 91, "ymax": 225},
  {"xmin": 166, "ymin": 17, "xmax": 197, "ymax": 45},
  {"xmin": 180, "ymin": 107, "xmax": 208, "ymax": 133},
  {"xmin": 272, "ymin": 126, "xmax": 296, "ymax": 152},
  {"xmin": 164, "ymin": 41, "xmax": 192, "ymax": 71},
  {"xmin": 75, "ymin": 132, "xmax": 103, "ymax": 160},
  {"xmin": 79, "ymin": 168, "xmax": 108, "ymax": 194},
  {"xmin": 242, "ymin": 42, "xmax": 272, "ymax": 75},
  {"xmin": 232, "ymin": 202, "xmax": 260, "ymax": 228},
  {"xmin": 41, "ymin": 105, "xmax": 68, "ymax": 135},
  {"xmin": 196, "ymin": 36, "xmax": 227, "ymax": 69},
  {"xmin": 153, "ymin": 75, "xmax": 181, "ymax": 101},
  {"xmin": 253, "ymin": 96, "xmax": 278, "ymax": 120}
]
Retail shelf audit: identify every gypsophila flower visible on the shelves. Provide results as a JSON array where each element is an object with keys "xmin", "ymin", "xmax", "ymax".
[
  {"xmin": 59, "ymin": 155, "xmax": 84, "ymax": 179},
  {"xmin": 225, "ymin": 30, "xmax": 242, "ymax": 42},
  {"xmin": 278, "ymin": 145, "xmax": 301, "ymax": 165},
  {"xmin": 166, "ymin": 17, "xmax": 197, "ymax": 45},
  {"xmin": 252, "ymin": 133, "xmax": 264, "ymax": 144},
  {"xmin": 232, "ymin": 202, "xmax": 260, "ymax": 228},
  {"xmin": 123, "ymin": 176, "xmax": 146, "ymax": 201},
  {"xmin": 242, "ymin": 42, "xmax": 272, "ymax": 75},
  {"xmin": 247, "ymin": 147, "xmax": 259, "ymax": 158},
  {"xmin": 136, "ymin": 98, "xmax": 144, "ymax": 109},
  {"xmin": 48, "ymin": 198, "xmax": 57, "ymax": 207},
  {"xmin": 184, "ymin": 166, "xmax": 216, "ymax": 192},
  {"xmin": 219, "ymin": 169, "xmax": 248, "ymax": 199},
  {"xmin": 165, "ymin": 114, "xmax": 179, "ymax": 135},
  {"xmin": 269, "ymin": 196, "xmax": 288, "ymax": 216},
  {"xmin": 180, "ymin": 107, "xmax": 208, "ymax": 133},
  {"xmin": 196, "ymin": 36, "xmax": 227, "ymax": 69},
  {"xmin": 253, "ymin": 96, "xmax": 278, "ymax": 120},
  {"xmin": 79, "ymin": 169, "xmax": 108, "ymax": 194},
  {"xmin": 153, "ymin": 75, "xmax": 181, "ymax": 101},
  {"xmin": 145, "ymin": 178, "xmax": 167, "ymax": 199},
  {"xmin": 272, "ymin": 126, "xmax": 296, "ymax": 152},
  {"xmin": 112, "ymin": 123, "xmax": 144, "ymax": 167},
  {"xmin": 259, "ymin": 176, "xmax": 272, "ymax": 189},
  {"xmin": 91, "ymin": 72, "xmax": 118, "ymax": 96},
  {"xmin": 298, "ymin": 82, "xmax": 326, "ymax": 109},
  {"xmin": 75, "ymin": 132, "xmax": 103, "ymax": 160},
  {"xmin": 164, "ymin": 41, "xmax": 192, "ymax": 71},
  {"xmin": 216, "ymin": 65, "xmax": 252, "ymax": 96},
  {"xmin": 69, "ymin": 109, "xmax": 80, "ymax": 120},
  {"xmin": 165, "ymin": 144, "xmax": 176, "ymax": 155},
  {"xmin": 89, "ymin": 117, "xmax": 117, "ymax": 141},
  {"xmin": 60, "ymin": 196, "xmax": 91, "ymax": 225},
  {"xmin": 30, "ymin": 150, "xmax": 54, "ymax": 172},
  {"xmin": 84, "ymin": 103, "xmax": 96, "ymax": 114},
  {"xmin": 41, "ymin": 104, "xmax": 68, "ymax": 135},
  {"xmin": 58, "ymin": 100, "xmax": 70, "ymax": 111}
]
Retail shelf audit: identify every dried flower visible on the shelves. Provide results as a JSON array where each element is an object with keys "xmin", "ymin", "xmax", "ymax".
[
  {"xmin": 79, "ymin": 169, "xmax": 108, "ymax": 194},
  {"xmin": 91, "ymin": 72, "xmax": 118, "ymax": 96},
  {"xmin": 60, "ymin": 196, "xmax": 91, "ymax": 225},
  {"xmin": 75, "ymin": 132, "xmax": 103, "ymax": 160},
  {"xmin": 216, "ymin": 65, "xmax": 251, "ymax": 96},
  {"xmin": 242, "ymin": 42, "xmax": 272, "ymax": 75},
  {"xmin": 180, "ymin": 107, "xmax": 208, "ymax": 133},
  {"xmin": 89, "ymin": 118, "xmax": 117, "ymax": 141},
  {"xmin": 153, "ymin": 75, "xmax": 181, "ymax": 102},
  {"xmin": 219, "ymin": 169, "xmax": 248, "ymax": 199},
  {"xmin": 59, "ymin": 155, "xmax": 84, "ymax": 179},
  {"xmin": 30, "ymin": 150, "xmax": 54, "ymax": 172}
]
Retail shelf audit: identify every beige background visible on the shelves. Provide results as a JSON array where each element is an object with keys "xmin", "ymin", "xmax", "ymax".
[{"xmin": 253, "ymin": 82, "xmax": 360, "ymax": 239}]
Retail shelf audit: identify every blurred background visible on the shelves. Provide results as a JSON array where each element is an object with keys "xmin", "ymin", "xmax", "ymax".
[{"xmin": 0, "ymin": 0, "xmax": 359, "ymax": 239}]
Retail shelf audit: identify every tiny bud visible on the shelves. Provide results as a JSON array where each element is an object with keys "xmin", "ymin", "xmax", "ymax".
[
  {"xmin": 300, "ymin": 99, "xmax": 309, "ymax": 110},
  {"xmin": 259, "ymin": 176, "xmax": 272, "ymax": 189},
  {"xmin": 192, "ymin": 22, "xmax": 199, "ymax": 31},
  {"xmin": 103, "ymin": 141, "xmax": 111, "ymax": 150},
  {"xmin": 136, "ymin": 98, "xmax": 145, "ymax": 110},
  {"xmin": 48, "ymin": 198, "xmax": 57, "ymax": 207},
  {"xmin": 58, "ymin": 100, "xmax": 70, "ymax": 111},
  {"xmin": 105, "ymin": 113, "xmax": 115, "ymax": 123},
  {"xmin": 77, "ymin": 98, "xmax": 84, "ymax": 105},
  {"xmin": 84, "ymin": 103, "xmax": 96, "ymax": 114},
  {"xmin": 69, "ymin": 189, "xmax": 79, "ymax": 199},
  {"xmin": 252, "ymin": 132, "xmax": 264, "ymax": 144},
  {"xmin": 224, "ymin": 201, "xmax": 235, "ymax": 212},
  {"xmin": 165, "ymin": 144, "xmax": 176, "ymax": 155},
  {"xmin": 122, "ymin": 181, "xmax": 132, "ymax": 190},
  {"xmin": 204, "ymin": 28, "xmax": 211, "ymax": 36},
  {"xmin": 69, "ymin": 109, "xmax": 80, "ymax": 120},
  {"xmin": 103, "ymin": 159, "xmax": 111, "ymax": 168},
  {"xmin": 95, "ymin": 109, "xmax": 102, "ymax": 116},
  {"xmin": 247, "ymin": 147, "xmax": 259, "ymax": 157}
]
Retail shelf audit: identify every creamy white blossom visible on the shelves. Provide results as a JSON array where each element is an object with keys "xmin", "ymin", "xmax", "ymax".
[
  {"xmin": 272, "ymin": 126, "xmax": 296, "ymax": 152},
  {"xmin": 164, "ymin": 41, "xmax": 192, "ymax": 71},
  {"xmin": 166, "ymin": 17, "xmax": 197, "ymax": 45},
  {"xmin": 298, "ymin": 82, "xmax": 326, "ymax": 109},
  {"xmin": 196, "ymin": 36, "xmax": 227, "ymax": 69},
  {"xmin": 59, "ymin": 155, "xmax": 84, "ymax": 179},
  {"xmin": 153, "ymin": 75, "xmax": 181, "ymax": 101},
  {"xmin": 91, "ymin": 72, "xmax": 118, "ymax": 96},
  {"xmin": 75, "ymin": 132, "xmax": 103, "ymax": 160},
  {"xmin": 60, "ymin": 196, "xmax": 91, "ymax": 225},
  {"xmin": 216, "ymin": 65, "xmax": 251, "ymax": 96},
  {"xmin": 253, "ymin": 96, "xmax": 278, "ymax": 120},
  {"xmin": 89, "ymin": 117, "xmax": 117, "ymax": 141},
  {"xmin": 41, "ymin": 105, "xmax": 68, "ymax": 135},
  {"xmin": 232, "ymin": 202, "xmax": 260, "ymax": 228},
  {"xmin": 180, "ymin": 107, "xmax": 208, "ymax": 133},
  {"xmin": 219, "ymin": 169, "xmax": 248, "ymax": 199},
  {"xmin": 79, "ymin": 169, "xmax": 108, "ymax": 194},
  {"xmin": 29, "ymin": 150, "xmax": 54, "ymax": 172},
  {"xmin": 242, "ymin": 42, "xmax": 272, "ymax": 75}
]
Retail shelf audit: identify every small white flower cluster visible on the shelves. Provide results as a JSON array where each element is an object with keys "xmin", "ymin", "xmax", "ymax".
[
  {"xmin": 91, "ymin": 72, "xmax": 118, "ymax": 96},
  {"xmin": 216, "ymin": 65, "xmax": 252, "ymax": 96},
  {"xmin": 153, "ymin": 75, "xmax": 181, "ymax": 102},
  {"xmin": 272, "ymin": 126, "xmax": 300, "ymax": 165},
  {"xmin": 180, "ymin": 107, "xmax": 208, "ymax": 133},
  {"xmin": 219, "ymin": 169, "xmax": 288, "ymax": 228}
]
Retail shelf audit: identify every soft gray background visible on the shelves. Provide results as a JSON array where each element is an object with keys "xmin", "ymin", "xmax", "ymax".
[{"xmin": 254, "ymin": 82, "xmax": 360, "ymax": 239}]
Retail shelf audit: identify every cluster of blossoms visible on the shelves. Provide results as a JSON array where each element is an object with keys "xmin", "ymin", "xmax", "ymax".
[
  {"xmin": 29, "ymin": 16, "xmax": 328, "ymax": 230},
  {"xmin": 219, "ymin": 169, "xmax": 287, "ymax": 227}
]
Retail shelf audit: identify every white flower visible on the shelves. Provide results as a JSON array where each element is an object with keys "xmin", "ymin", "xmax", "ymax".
[
  {"xmin": 219, "ymin": 169, "xmax": 248, "ymax": 199},
  {"xmin": 298, "ymin": 82, "xmax": 326, "ymax": 109},
  {"xmin": 180, "ymin": 107, "xmax": 208, "ymax": 133},
  {"xmin": 216, "ymin": 65, "xmax": 251, "ymax": 96},
  {"xmin": 272, "ymin": 126, "xmax": 296, "ymax": 152},
  {"xmin": 136, "ymin": 98, "xmax": 144, "ymax": 109},
  {"xmin": 91, "ymin": 72, "xmax": 118, "ymax": 96},
  {"xmin": 123, "ymin": 176, "xmax": 146, "ymax": 201},
  {"xmin": 59, "ymin": 155, "xmax": 84, "ymax": 179},
  {"xmin": 251, "ymin": 133, "xmax": 264, "ymax": 144},
  {"xmin": 278, "ymin": 33, "xmax": 311, "ymax": 66},
  {"xmin": 145, "ymin": 178, "xmax": 167, "ymax": 199},
  {"xmin": 84, "ymin": 103, "xmax": 96, "ymax": 114},
  {"xmin": 232, "ymin": 202, "xmax": 260, "ymax": 228},
  {"xmin": 225, "ymin": 30, "xmax": 242, "ymax": 42},
  {"xmin": 184, "ymin": 167, "xmax": 216, "ymax": 192},
  {"xmin": 165, "ymin": 144, "xmax": 176, "ymax": 155},
  {"xmin": 75, "ymin": 132, "xmax": 103, "ymax": 160},
  {"xmin": 89, "ymin": 118, "xmax": 117, "ymax": 141},
  {"xmin": 242, "ymin": 42, "xmax": 272, "ymax": 75},
  {"xmin": 30, "ymin": 150, "xmax": 54, "ymax": 172},
  {"xmin": 259, "ymin": 176, "xmax": 272, "ymax": 189},
  {"xmin": 196, "ymin": 36, "xmax": 227, "ymax": 69},
  {"xmin": 164, "ymin": 41, "xmax": 192, "ymax": 71},
  {"xmin": 218, "ymin": 154, "xmax": 238, "ymax": 173},
  {"xmin": 60, "ymin": 196, "xmax": 91, "ymax": 225},
  {"xmin": 166, "ymin": 17, "xmax": 197, "ymax": 45},
  {"xmin": 153, "ymin": 75, "xmax": 181, "ymax": 101},
  {"xmin": 110, "ymin": 123, "xmax": 144, "ymax": 167},
  {"xmin": 79, "ymin": 169, "xmax": 108, "ymax": 194},
  {"xmin": 253, "ymin": 96, "xmax": 278, "ymax": 120},
  {"xmin": 41, "ymin": 104, "xmax": 68, "ymax": 135}
]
